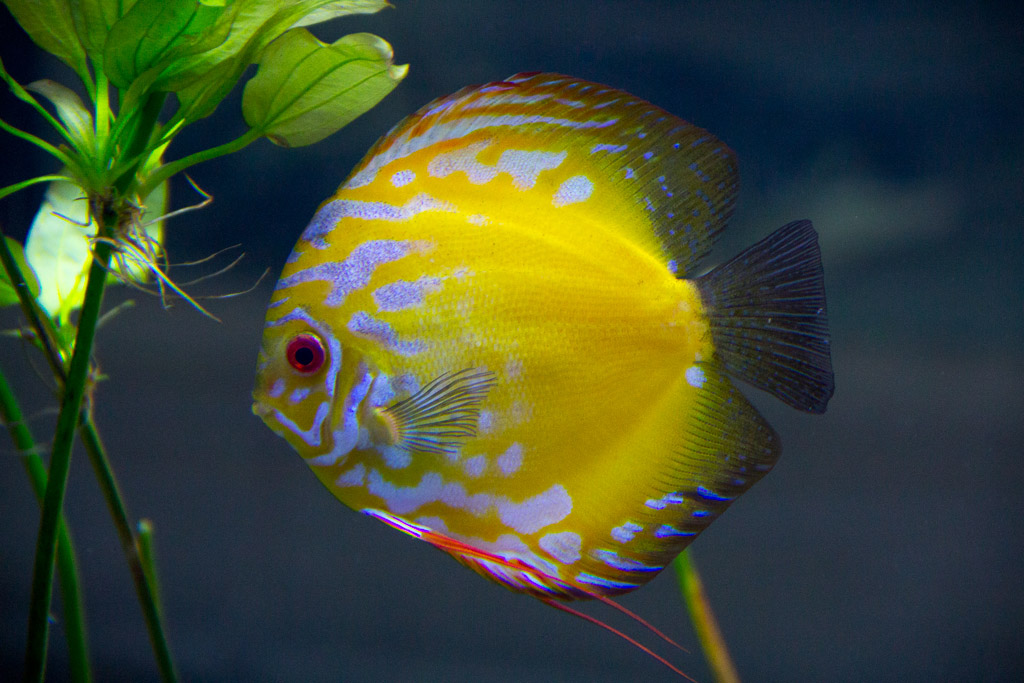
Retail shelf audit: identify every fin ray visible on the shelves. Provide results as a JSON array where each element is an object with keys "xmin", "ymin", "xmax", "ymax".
[
  {"xmin": 345, "ymin": 72, "xmax": 738, "ymax": 275},
  {"xmin": 695, "ymin": 220, "xmax": 835, "ymax": 413},
  {"xmin": 384, "ymin": 368, "xmax": 497, "ymax": 454},
  {"xmin": 572, "ymin": 365, "xmax": 780, "ymax": 589}
]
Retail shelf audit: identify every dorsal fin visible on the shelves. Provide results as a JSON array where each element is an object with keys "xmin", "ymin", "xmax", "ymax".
[{"xmin": 344, "ymin": 72, "xmax": 738, "ymax": 276}]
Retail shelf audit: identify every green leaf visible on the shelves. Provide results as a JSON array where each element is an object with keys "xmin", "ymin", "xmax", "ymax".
[
  {"xmin": 242, "ymin": 29, "xmax": 406, "ymax": 147},
  {"xmin": 24, "ymin": 177, "xmax": 166, "ymax": 320},
  {"xmin": 0, "ymin": 237, "xmax": 41, "ymax": 308},
  {"xmin": 171, "ymin": 55, "xmax": 244, "ymax": 123},
  {"xmin": 169, "ymin": 0, "xmax": 389, "ymax": 121},
  {"xmin": 291, "ymin": 0, "xmax": 391, "ymax": 28},
  {"xmin": 166, "ymin": 2, "xmax": 321, "ymax": 119},
  {"xmin": 2, "ymin": 0, "xmax": 90, "ymax": 83},
  {"xmin": 24, "ymin": 178, "xmax": 93, "ymax": 319},
  {"xmin": 25, "ymin": 80, "xmax": 95, "ymax": 156},
  {"xmin": 69, "ymin": 0, "xmax": 137, "ymax": 64},
  {"xmin": 169, "ymin": 0, "xmax": 391, "ymax": 85},
  {"xmin": 103, "ymin": 0, "xmax": 225, "ymax": 89}
]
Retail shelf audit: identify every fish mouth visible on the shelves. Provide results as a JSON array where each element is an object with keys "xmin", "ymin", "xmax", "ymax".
[{"xmin": 251, "ymin": 400, "xmax": 273, "ymax": 419}]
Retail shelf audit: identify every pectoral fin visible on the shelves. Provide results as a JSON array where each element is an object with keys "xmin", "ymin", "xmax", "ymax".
[{"xmin": 383, "ymin": 368, "xmax": 497, "ymax": 454}]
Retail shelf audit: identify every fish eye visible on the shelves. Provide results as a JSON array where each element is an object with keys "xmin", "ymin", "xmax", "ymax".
[{"xmin": 286, "ymin": 334, "xmax": 325, "ymax": 374}]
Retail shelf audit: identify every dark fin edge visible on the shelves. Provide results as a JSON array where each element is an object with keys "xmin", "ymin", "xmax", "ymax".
[
  {"xmin": 384, "ymin": 368, "xmax": 497, "ymax": 454},
  {"xmin": 694, "ymin": 220, "xmax": 835, "ymax": 413}
]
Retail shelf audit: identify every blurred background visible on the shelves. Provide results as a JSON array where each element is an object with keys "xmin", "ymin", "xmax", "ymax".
[{"xmin": 1, "ymin": 1, "xmax": 1021, "ymax": 681}]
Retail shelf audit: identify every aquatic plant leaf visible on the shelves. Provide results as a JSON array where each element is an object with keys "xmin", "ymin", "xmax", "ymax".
[
  {"xmin": 25, "ymin": 179, "xmax": 93, "ymax": 319},
  {"xmin": 2, "ymin": 0, "xmax": 89, "ymax": 80},
  {"xmin": 0, "ymin": 237, "xmax": 41, "ymax": 308},
  {"xmin": 103, "ymin": 0, "xmax": 225, "ymax": 89},
  {"xmin": 172, "ymin": 57, "xmax": 243, "ymax": 123},
  {"xmin": 25, "ymin": 80, "xmax": 95, "ymax": 155},
  {"xmin": 291, "ymin": 0, "xmax": 390, "ymax": 27},
  {"xmin": 241, "ymin": 29, "xmax": 407, "ymax": 147},
  {"xmin": 69, "ymin": 0, "xmax": 137, "ymax": 63},
  {"xmin": 170, "ymin": 0, "xmax": 389, "ymax": 122},
  {"xmin": 24, "ymin": 178, "xmax": 166, "ymax": 319}
]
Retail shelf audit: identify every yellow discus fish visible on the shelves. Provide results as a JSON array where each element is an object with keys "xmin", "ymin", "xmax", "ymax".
[{"xmin": 253, "ymin": 72, "xmax": 834, "ymax": 604}]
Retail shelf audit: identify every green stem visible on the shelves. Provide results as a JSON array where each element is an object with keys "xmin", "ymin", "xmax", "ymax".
[
  {"xmin": 2, "ymin": 222, "xmax": 177, "ymax": 681},
  {"xmin": 0, "ymin": 116, "xmax": 76, "ymax": 168},
  {"xmin": 0, "ymin": 57, "xmax": 83, "ymax": 153},
  {"xmin": 23, "ymin": 205, "xmax": 116, "ymax": 683},
  {"xmin": 136, "ymin": 519, "xmax": 160, "ymax": 604},
  {"xmin": 94, "ymin": 68, "xmax": 110, "ymax": 159},
  {"xmin": 0, "ymin": 174, "xmax": 73, "ymax": 202},
  {"xmin": 113, "ymin": 92, "xmax": 169, "ymax": 195},
  {"xmin": 674, "ymin": 551, "xmax": 740, "ymax": 683},
  {"xmin": 140, "ymin": 128, "xmax": 260, "ymax": 198},
  {"xmin": 0, "ymin": 224, "xmax": 68, "ymax": 381},
  {"xmin": 77, "ymin": 418, "xmax": 178, "ymax": 683},
  {"xmin": 0, "ymin": 367, "xmax": 91, "ymax": 683}
]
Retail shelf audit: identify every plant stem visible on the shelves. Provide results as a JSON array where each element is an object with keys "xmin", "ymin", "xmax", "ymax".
[
  {"xmin": 3, "ymin": 220, "xmax": 177, "ymax": 681},
  {"xmin": 77, "ymin": 417, "xmax": 178, "ymax": 683},
  {"xmin": 94, "ymin": 68, "xmax": 110, "ymax": 160},
  {"xmin": 113, "ymin": 92, "xmax": 168, "ymax": 195},
  {"xmin": 0, "ymin": 116, "xmax": 76, "ymax": 168},
  {"xmin": 140, "ymin": 128, "xmax": 260, "ymax": 198},
  {"xmin": 0, "ymin": 174, "xmax": 73, "ymax": 202},
  {"xmin": 136, "ymin": 519, "xmax": 160, "ymax": 603},
  {"xmin": 674, "ymin": 551, "xmax": 741, "ymax": 683},
  {"xmin": 23, "ymin": 204, "xmax": 116, "ymax": 683},
  {"xmin": 0, "ymin": 367, "xmax": 91, "ymax": 683},
  {"xmin": 0, "ymin": 224, "xmax": 67, "ymax": 379},
  {"xmin": 0, "ymin": 58, "xmax": 81, "ymax": 152}
]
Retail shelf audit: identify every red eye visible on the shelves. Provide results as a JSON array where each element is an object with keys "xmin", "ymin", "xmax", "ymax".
[{"xmin": 286, "ymin": 334, "xmax": 325, "ymax": 374}]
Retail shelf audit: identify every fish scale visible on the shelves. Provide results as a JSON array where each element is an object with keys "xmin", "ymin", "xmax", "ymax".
[{"xmin": 253, "ymin": 72, "xmax": 833, "ymax": 603}]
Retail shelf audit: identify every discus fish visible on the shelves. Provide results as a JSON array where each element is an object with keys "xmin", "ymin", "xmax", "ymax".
[{"xmin": 253, "ymin": 70, "xmax": 833, "ymax": 642}]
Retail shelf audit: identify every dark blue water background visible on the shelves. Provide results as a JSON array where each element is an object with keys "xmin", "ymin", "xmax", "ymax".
[{"xmin": 2, "ymin": 2, "xmax": 1022, "ymax": 681}]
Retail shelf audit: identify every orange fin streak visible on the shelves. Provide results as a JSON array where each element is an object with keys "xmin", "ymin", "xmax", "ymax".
[
  {"xmin": 542, "ymin": 598, "xmax": 697, "ymax": 682},
  {"xmin": 364, "ymin": 509, "xmax": 695, "ymax": 680}
]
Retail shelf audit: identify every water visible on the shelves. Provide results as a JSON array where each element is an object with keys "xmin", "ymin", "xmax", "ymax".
[{"xmin": 1, "ymin": 2, "xmax": 1021, "ymax": 681}]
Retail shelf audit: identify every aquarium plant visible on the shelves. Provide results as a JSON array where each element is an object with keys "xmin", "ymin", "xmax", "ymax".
[{"xmin": 0, "ymin": 1, "xmax": 405, "ymax": 680}]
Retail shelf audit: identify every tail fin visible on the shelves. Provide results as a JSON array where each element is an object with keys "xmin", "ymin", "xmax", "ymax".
[{"xmin": 694, "ymin": 220, "xmax": 834, "ymax": 413}]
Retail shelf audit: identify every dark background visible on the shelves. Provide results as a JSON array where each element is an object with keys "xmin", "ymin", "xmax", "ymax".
[{"xmin": 2, "ymin": 2, "xmax": 1022, "ymax": 681}]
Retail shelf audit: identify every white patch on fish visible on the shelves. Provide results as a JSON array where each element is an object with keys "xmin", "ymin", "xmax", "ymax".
[
  {"xmin": 373, "ymin": 276, "xmax": 442, "ymax": 312},
  {"xmin": 288, "ymin": 387, "xmax": 311, "ymax": 403},
  {"xmin": 427, "ymin": 141, "xmax": 567, "ymax": 191},
  {"xmin": 610, "ymin": 521, "xmax": 642, "ymax": 543},
  {"xmin": 497, "ymin": 484, "xmax": 572, "ymax": 535},
  {"xmin": 336, "ymin": 463, "xmax": 366, "ymax": 487},
  {"xmin": 278, "ymin": 239, "xmax": 433, "ymax": 307},
  {"xmin": 390, "ymin": 170, "xmax": 415, "ymax": 187},
  {"xmin": 539, "ymin": 531, "xmax": 582, "ymax": 564},
  {"xmin": 497, "ymin": 442, "xmax": 524, "ymax": 475},
  {"xmin": 347, "ymin": 311, "xmax": 427, "ymax": 356},
  {"xmin": 593, "ymin": 548, "xmax": 659, "ymax": 572},
  {"xmin": 685, "ymin": 365, "xmax": 706, "ymax": 389},
  {"xmin": 463, "ymin": 455, "xmax": 488, "ymax": 478},
  {"xmin": 552, "ymin": 174, "xmax": 594, "ymax": 207}
]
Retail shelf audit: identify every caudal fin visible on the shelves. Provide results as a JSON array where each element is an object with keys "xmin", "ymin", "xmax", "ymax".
[{"xmin": 694, "ymin": 220, "xmax": 835, "ymax": 413}]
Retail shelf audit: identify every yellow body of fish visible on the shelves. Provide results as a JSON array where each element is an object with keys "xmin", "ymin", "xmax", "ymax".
[{"xmin": 253, "ymin": 73, "xmax": 834, "ymax": 600}]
